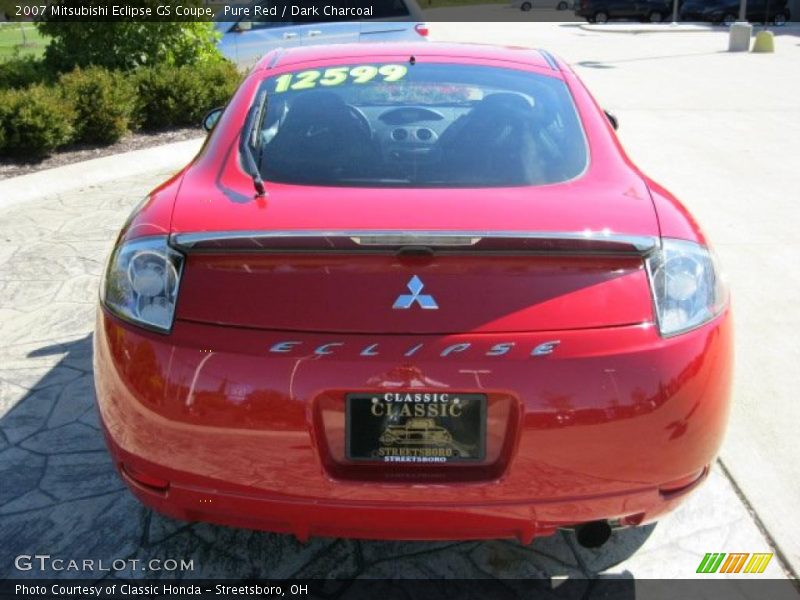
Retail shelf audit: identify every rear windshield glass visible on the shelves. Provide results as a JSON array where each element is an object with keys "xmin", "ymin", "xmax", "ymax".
[{"xmin": 247, "ymin": 63, "xmax": 588, "ymax": 187}]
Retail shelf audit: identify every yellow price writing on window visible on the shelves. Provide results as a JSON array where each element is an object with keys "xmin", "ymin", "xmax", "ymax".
[{"xmin": 273, "ymin": 64, "xmax": 408, "ymax": 93}]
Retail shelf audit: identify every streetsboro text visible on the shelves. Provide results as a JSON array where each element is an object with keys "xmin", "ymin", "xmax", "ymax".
[
  {"xmin": 15, "ymin": 584, "xmax": 308, "ymax": 596},
  {"xmin": 223, "ymin": 4, "xmax": 374, "ymax": 18}
]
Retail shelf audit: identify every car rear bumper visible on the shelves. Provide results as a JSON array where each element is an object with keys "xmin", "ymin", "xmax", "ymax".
[
  {"xmin": 94, "ymin": 308, "xmax": 732, "ymax": 541},
  {"xmin": 110, "ymin": 431, "xmax": 708, "ymax": 542}
]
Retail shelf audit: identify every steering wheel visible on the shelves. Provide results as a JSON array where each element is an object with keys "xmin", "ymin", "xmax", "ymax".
[{"xmin": 347, "ymin": 105, "xmax": 372, "ymax": 140}]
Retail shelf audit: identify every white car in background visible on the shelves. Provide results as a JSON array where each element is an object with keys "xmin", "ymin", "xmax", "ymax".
[
  {"xmin": 215, "ymin": 0, "xmax": 428, "ymax": 68},
  {"xmin": 511, "ymin": 0, "xmax": 572, "ymax": 10}
]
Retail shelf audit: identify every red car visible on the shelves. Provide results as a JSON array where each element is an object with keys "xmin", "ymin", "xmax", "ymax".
[{"xmin": 94, "ymin": 43, "xmax": 732, "ymax": 547}]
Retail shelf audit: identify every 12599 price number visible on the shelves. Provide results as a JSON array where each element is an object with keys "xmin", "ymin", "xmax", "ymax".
[{"xmin": 273, "ymin": 64, "xmax": 409, "ymax": 93}]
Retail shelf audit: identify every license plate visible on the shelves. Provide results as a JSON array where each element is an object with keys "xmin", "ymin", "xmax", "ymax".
[{"xmin": 346, "ymin": 392, "xmax": 486, "ymax": 463}]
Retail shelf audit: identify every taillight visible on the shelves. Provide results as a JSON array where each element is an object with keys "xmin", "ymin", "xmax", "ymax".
[
  {"xmin": 414, "ymin": 23, "xmax": 429, "ymax": 37},
  {"xmin": 644, "ymin": 238, "xmax": 728, "ymax": 337},
  {"xmin": 100, "ymin": 235, "xmax": 184, "ymax": 333}
]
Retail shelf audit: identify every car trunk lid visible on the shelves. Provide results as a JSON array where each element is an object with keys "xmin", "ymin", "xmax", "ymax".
[{"xmin": 170, "ymin": 177, "xmax": 659, "ymax": 334}]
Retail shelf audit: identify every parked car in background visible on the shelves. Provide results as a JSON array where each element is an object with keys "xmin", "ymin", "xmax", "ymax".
[
  {"xmin": 215, "ymin": 0, "xmax": 428, "ymax": 68},
  {"xmin": 679, "ymin": 0, "xmax": 789, "ymax": 25},
  {"xmin": 512, "ymin": 0, "xmax": 573, "ymax": 11},
  {"xmin": 575, "ymin": 0, "xmax": 674, "ymax": 22}
]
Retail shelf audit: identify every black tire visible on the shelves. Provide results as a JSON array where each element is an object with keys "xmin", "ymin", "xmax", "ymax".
[
  {"xmin": 520, "ymin": 1, "xmax": 532, "ymax": 10},
  {"xmin": 649, "ymin": 10, "xmax": 664, "ymax": 23},
  {"xmin": 773, "ymin": 12, "xmax": 787, "ymax": 26},
  {"xmin": 557, "ymin": 1, "xmax": 568, "ymax": 9},
  {"xmin": 722, "ymin": 13, "xmax": 736, "ymax": 26},
  {"xmin": 594, "ymin": 10, "xmax": 609, "ymax": 23}
]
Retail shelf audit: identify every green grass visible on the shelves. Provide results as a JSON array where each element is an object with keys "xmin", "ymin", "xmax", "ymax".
[{"xmin": 0, "ymin": 23, "xmax": 47, "ymax": 61}]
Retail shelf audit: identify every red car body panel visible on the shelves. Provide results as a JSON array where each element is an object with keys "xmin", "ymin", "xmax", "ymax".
[
  {"xmin": 95, "ymin": 310, "xmax": 731, "ymax": 541},
  {"xmin": 176, "ymin": 254, "xmax": 653, "ymax": 333},
  {"xmin": 94, "ymin": 43, "xmax": 733, "ymax": 542}
]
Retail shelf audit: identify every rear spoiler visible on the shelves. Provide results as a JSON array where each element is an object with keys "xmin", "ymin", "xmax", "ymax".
[{"xmin": 170, "ymin": 230, "xmax": 658, "ymax": 256}]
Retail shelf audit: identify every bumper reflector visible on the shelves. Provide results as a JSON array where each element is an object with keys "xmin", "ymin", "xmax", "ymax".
[
  {"xmin": 121, "ymin": 462, "xmax": 170, "ymax": 493},
  {"xmin": 659, "ymin": 467, "xmax": 708, "ymax": 498}
]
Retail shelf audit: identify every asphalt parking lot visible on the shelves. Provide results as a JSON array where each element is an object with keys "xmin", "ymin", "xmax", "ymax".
[{"xmin": 1, "ymin": 22, "xmax": 799, "ymax": 584}]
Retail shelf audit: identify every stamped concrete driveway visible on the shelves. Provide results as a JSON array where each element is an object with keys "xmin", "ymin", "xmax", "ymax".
[{"xmin": 0, "ymin": 24, "xmax": 797, "ymax": 582}]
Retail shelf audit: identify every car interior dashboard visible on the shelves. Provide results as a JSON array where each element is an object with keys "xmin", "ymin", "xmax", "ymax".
[{"xmin": 257, "ymin": 90, "xmax": 585, "ymax": 187}]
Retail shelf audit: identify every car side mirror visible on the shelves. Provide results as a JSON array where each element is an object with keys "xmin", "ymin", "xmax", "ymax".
[
  {"xmin": 202, "ymin": 107, "xmax": 224, "ymax": 132},
  {"xmin": 234, "ymin": 20, "xmax": 253, "ymax": 32},
  {"xmin": 604, "ymin": 110, "xmax": 619, "ymax": 130}
]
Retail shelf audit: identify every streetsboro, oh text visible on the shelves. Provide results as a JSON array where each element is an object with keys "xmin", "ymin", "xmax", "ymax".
[{"xmin": 15, "ymin": 584, "xmax": 307, "ymax": 596}]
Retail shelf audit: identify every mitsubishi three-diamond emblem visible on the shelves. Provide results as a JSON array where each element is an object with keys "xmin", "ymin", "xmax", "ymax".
[{"xmin": 393, "ymin": 275, "xmax": 439, "ymax": 310}]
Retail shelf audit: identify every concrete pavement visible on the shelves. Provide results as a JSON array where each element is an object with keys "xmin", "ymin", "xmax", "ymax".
[
  {"xmin": 0, "ymin": 23, "xmax": 799, "ymax": 583},
  {"xmin": 0, "ymin": 138, "xmax": 203, "ymax": 210},
  {"xmin": 433, "ymin": 22, "xmax": 800, "ymax": 577}
]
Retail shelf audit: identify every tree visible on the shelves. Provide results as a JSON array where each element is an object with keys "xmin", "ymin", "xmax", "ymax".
[{"xmin": 37, "ymin": 2, "xmax": 221, "ymax": 72}]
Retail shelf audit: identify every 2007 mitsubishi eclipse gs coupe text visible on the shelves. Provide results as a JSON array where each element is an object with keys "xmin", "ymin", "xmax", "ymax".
[{"xmin": 94, "ymin": 43, "xmax": 732, "ymax": 545}]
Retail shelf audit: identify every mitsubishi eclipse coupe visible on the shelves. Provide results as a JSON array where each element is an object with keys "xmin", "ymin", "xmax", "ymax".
[{"xmin": 94, "ymin": 43, "xmax": 732, "ymax": 545}]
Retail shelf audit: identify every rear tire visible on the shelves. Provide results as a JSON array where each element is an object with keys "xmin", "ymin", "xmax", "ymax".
[
  {"xmin": 594, "ymin": 11, "xmax": 609, "ymax": 23},
  {"xmin": 649, "ymin": 10, "xmax": 664, "ymax": 23},
  {"xmin": 520, "ymin": 1, "xmax": 532, "ymax": 10},
  {"xmin": 723, "ymin": 13, "xmax": 736, "ymax": 26},
  {"xmin": 773, "ymin": 13, "xmax": 787, "ymax": 26},
  {"xmin": 557, "ymin": 1, "xmax": 568, "ymax": 9}
]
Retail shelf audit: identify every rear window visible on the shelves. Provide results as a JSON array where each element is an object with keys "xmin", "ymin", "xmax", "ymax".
[{"xmin": 248, "ymin": 62, "xmax": 588, "ymax": 187}]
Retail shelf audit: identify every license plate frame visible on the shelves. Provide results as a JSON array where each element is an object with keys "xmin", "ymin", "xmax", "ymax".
[{"xmin": 345, "ymin": 392, "xmax": 487, "ymax": 464}]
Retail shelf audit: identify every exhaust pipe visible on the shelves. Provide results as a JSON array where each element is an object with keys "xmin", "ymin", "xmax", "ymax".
[{"xmin": 575, "ymin": 520, "xmax": 613, "ymax": 549}]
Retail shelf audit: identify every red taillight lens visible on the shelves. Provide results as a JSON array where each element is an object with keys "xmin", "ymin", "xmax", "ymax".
[{"xmin": 415, "ymin": 23, "xmax": 429, "ymax": 37}]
